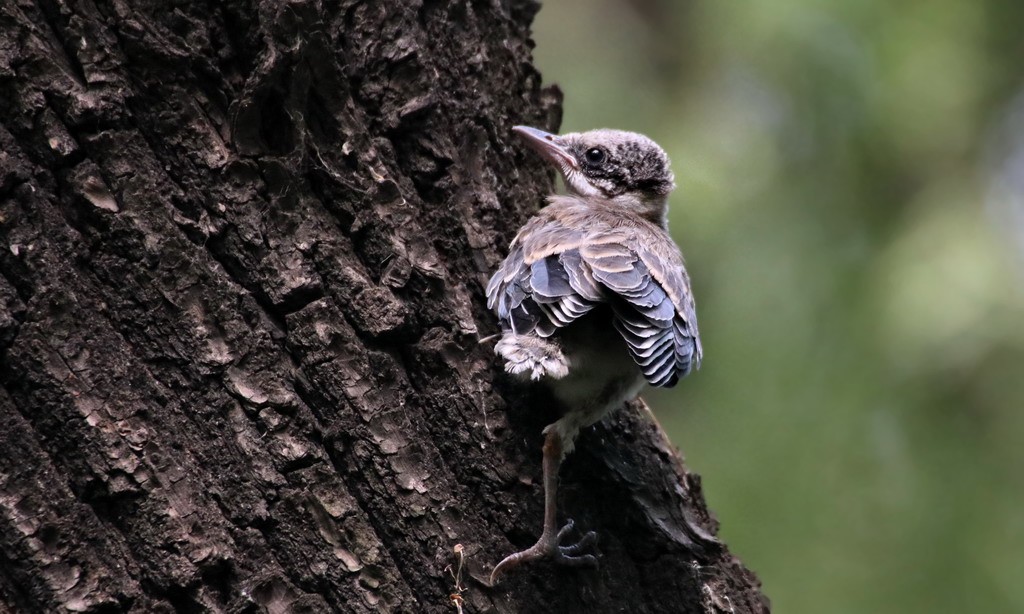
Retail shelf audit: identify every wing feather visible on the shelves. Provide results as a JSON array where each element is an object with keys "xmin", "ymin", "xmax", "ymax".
[{"xmin": 530, "ymin": 257, "xmax": 574, "ymax": 299}]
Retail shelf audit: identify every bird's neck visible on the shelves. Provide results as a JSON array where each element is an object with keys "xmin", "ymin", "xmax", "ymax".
[{"xmin": 600, "ymin": 193, "xmax": 670, "ymax": 229}]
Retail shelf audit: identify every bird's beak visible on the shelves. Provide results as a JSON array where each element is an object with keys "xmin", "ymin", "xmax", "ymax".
[{"xmin": 512, "ymin": 126, "xmax": 578, "ymax": 171}]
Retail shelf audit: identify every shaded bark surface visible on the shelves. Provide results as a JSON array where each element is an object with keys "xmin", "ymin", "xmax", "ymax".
[{"xmin": 0, "ymin": 0, "xmax": 769, "ymax": 612}]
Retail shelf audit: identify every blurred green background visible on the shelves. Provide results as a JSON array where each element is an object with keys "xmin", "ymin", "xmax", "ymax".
[{"xmin": 532, "ymin": 1, "xmax": 1024, "ymax": 611}]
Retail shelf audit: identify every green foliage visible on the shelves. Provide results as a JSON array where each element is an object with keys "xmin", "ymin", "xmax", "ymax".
[{"xmin": 534, "ymin": 1, "xmax": 1024, "ymax": 611}]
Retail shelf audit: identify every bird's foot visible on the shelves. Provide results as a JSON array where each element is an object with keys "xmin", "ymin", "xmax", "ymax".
[{"xmin": 489, "ymin": 519, "xmax": 598, "ymax": 585}]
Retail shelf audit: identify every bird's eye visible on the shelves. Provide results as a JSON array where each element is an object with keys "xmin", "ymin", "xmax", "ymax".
[{"xmin": 584, "ymin": 148, "xmax": 606, "ymax": 165}]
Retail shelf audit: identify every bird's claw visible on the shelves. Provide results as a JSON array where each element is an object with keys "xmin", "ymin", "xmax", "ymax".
[
  {"xmin": 489, "ymin": 519, "xmax": 599, "ymax": 585},
  {"xmin": 555, "ymin": 519, "xmax": 598, "ymax": 562}
]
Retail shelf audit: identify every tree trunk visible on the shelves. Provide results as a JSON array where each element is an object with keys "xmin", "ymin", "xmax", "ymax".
[{"xmin": 0, "ymin": 1, "xmax": 768, "ymax": 612}]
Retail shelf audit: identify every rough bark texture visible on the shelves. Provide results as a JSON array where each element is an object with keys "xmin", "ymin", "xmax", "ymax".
[{"xmin": 0, "ymin": 1, "xmax": 769, "ymax": 612}]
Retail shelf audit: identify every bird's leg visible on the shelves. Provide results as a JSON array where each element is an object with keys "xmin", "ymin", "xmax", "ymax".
[{"xmin": 489, "ymin": 428, "xmax": 598, "ymax": 585}]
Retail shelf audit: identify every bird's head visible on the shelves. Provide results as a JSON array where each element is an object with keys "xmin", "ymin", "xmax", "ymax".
[{"xmin": 513, "ymin": 126, "xmax": 676, "ymax": 223}]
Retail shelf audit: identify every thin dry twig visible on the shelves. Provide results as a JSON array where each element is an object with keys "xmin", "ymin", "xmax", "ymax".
[{"xmin": 445, "ymin": 544, "xmax": 467, "ymax": 613}]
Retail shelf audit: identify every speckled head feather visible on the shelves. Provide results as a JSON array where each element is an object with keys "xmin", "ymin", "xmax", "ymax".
[{"xmin": 512, "ymin": 126, "xmax": 676, "ymax": 225}]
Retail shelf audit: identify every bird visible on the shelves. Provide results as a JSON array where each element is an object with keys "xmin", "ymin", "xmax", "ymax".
[{"xmin": 485, "ymin": 125, "xmax": 703, "ymax": 584}]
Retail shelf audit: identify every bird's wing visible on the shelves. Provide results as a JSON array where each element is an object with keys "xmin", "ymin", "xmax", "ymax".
[
  {"xmin": 618, "ymin": 231, "xmax": 702, "ymax": 387},
  {"xmin": 486, "ymin": 213, "xmax": 702, "ymax": 387},
  {"xmin": 486, "ymin": 217, "xmax": 598, "ymax": 337}
]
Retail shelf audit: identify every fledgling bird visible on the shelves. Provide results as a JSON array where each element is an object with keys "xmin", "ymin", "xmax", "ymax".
[{"xmin": 485, "ymin": 126, "xmax": 703, "ymax": 584}]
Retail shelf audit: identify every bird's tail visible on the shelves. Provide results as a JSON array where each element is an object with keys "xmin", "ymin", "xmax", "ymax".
[{"xmin": 494, "ymin": 333, "xmax": 569, "ymax": 381}]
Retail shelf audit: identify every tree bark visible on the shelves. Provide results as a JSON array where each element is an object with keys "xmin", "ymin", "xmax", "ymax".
[{"xmin": 0, "ymin": 0, "xmax": 768, "ymax": 612}]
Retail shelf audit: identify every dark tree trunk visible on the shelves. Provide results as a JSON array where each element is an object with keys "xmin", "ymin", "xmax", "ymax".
[{"xmin": 0, "ymin": 0, "xmax": 768, "ymax": 612}]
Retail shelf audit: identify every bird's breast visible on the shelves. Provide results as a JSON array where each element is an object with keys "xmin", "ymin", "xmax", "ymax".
[{"xmin": 547, "ymin": 309, "xmax": 646, "ymax": 425}]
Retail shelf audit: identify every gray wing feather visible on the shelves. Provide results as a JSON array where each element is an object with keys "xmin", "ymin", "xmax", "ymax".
[
  {"xmin": 530, "ymin": 257, "xmax": 574, "ymax": 299},
  {"xmin": 487, "ymin": 244, "xmax": 542, "ymax": 335},
  {"xmin": 559, "ymin": 249, "xmax": 604, "ymax": 301}
]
